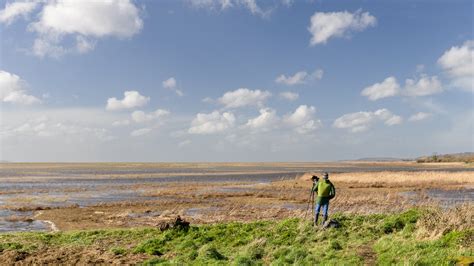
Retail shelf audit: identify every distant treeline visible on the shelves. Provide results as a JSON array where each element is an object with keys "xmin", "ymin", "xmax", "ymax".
[{"xmin": 416, "ymin": 152, "xmax": 474, "ymax": 163}]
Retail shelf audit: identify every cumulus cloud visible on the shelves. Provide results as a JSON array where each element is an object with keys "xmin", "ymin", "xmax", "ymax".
[
  {"xmin": 279, "ymin": 91, "xmax": 299, "ymax": 101},
  {"xmin": 438, "ymin": 40, "xmax": 473, "ymax": 92},
  {"xmin": 131, "ymin": 109, "xmax": 170, "ymax": 123},
  {"xmin": 28, "ymin": 0, "xmax": 143, "ymax": 57},
  {"xmin": 333, "ymin": 108, "xmax": 402, "ymax": 133},
  {"xmin": 361, "ymin": 76, "xmax": 400, "ymax": 101},
  {"xmin": 130, "ymin": 127, "xmax": 152, "ymax": 137},
  {"xmin": 188, "ymin": 110, "xmax": 235, "ymax": 134},
  {"xmin": 362, "ymin": 75, "xmax": 443, "ymax": 99},
  {"xmin": 218, "ymin": 88, "xmax": 271, "ymax": 109},
  {"xmin": 245, "ymin": 108, "xmax": 279, "ymax": 131},
  {"xmin": 403, "ymin": 75, "xmax": 443, "ymax": 97},
  {"xmin": 106, "ymin": 91, "xmax": 150, "ymax": 111},
  {"xmin": 308, "ymin": 9, "xmax": 376, "ymax": 45},
  {"xmin": 408, "ymin": 112, "xmax": 432, "ymax": 122},
  {"xmin": 0, "ymin": 70, "xmax": 41, "ymax": 105},
  {"xmin": 0, "ymin": 0, "xmax": 38, "ymax": 25},
  {"xmin": 162, "ymin": 77, "xmax": 183, "ymax": 96},
  {"xmin": 283, "ymin": 105, "xmax": 321, "ymax": 134},
  {"xmin": 275, "ymin": 69, "xmax": 323, "ymax": 86}
]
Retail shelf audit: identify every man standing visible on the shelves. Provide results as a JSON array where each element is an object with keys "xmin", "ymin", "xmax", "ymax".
[{"xmin": 313, "ymin": 172, "xmax": 336, "ymax": 226}]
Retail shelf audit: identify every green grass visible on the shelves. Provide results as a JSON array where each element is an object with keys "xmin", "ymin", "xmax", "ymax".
[{"xmin": 0, "ymin": 209, "xmax": 472, "ymax": 265}]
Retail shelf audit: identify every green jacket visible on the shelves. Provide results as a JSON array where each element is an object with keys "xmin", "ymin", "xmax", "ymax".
[{"xmin": 312, "ymin": 180, "xmax": 336, "ymax": 204}]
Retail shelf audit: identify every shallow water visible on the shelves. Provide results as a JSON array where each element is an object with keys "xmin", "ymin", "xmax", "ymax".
[
  {"xmin": 0, "ymin": 210, "xmax": 50, "ymax": 233},
  {"xmin": 0, "ymin": 172, "xmax": 300, "ymax": 191},
  {"xmin": 185, "ymin": 207, "xmax": 222, "ymax": 217},
  {"xmin": 0, "ymin": 189, "xmax": 156, "ymax": 208},
  {"xmin": 1, "ymin": 163, "xmax": 472, "ymax": 178},
  {"xmin": 400, "ymin": 189, "xmax": 474, "ymax": 207}
]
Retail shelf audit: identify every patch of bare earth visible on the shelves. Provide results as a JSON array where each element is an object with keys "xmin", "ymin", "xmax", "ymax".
[
  {"xmin": 0, "ymin": 247, "xmax": 150, "ymax": 265},
  {"xmin": 356, "ymin": 244, "xmax": 377, "ymax": 265}
]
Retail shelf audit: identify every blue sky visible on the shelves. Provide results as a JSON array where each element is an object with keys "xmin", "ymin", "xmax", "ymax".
[{"xmin": 1, "ymin": 0, "xmax": 473, "ymax": 162}]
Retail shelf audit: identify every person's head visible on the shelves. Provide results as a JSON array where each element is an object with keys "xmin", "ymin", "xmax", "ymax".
[{"xmin": 323, "ymin": 172, "xmax": 329, "ymax": 179}]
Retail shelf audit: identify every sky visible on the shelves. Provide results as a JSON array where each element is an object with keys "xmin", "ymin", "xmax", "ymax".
[{"xmin": 0, "ymin": 0, "xmax": 473, "ymax": 162}]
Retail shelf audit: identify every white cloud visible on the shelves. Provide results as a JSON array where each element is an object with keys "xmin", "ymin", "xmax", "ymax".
[
  {"xmin": 202, "ymin": 97, "xmax": 214, "ymax": 103},
  {"xmin": 416, "ymin": 64, "xmax": 425, "ymax": 73},
  {"xmin": 112, "ymin": 120, "xmax": 130, "ymax": 127},
  {"xmin": 279, "ymin": 91, "xmax": 299, "ymax": 101},
  {"xmin": 275, "ymin": 69, "xmax": 323, "ymax": 86},
  {"xmin": 162, "ymin": 77, "xmax": 176, "ymax": 89},
  {"xmin": 2, "ymin": 113, "xmax": 114, "ymax": 141},
  {"xmin": 333, "ymin": 108, "xmax": 402, "ymax": 133},
  {"xmin": 131, "ymin": 109, "xmax": 170, "ymax": 123},
  {"xmin": 281, "ymin": 0, "xmax": 294, "ymax": 7},
  {"xmin": 362, "ymin": 74, "xmax": 443, "ymax": 99},
  {"xmin": 187, "ymin": 0, "xmax": 233, "ymax": 10},
  {"xmin": 283, "ymin": 105, "xmax": 321, "ymax": 134},
  {"xmin": 384, "ymin": 115, "xmax": 402, "ymax": 126},
  {"xmin": 106, "ymin": 91, "xmax": 150, "ymax": 111},
  {"xmin": 313, "ymin": 69, "xmax": 324, "ymax": 80},
  {"xmin": 408, "ymin": 112, "xmax": 432, "ymax": 122},
  {"xmin": 403, "ymin": 75, "xmax": 443, "ymax": 97},
  {"xmin": 188, "ymin": 110, "xmax": 235, "ymax": 134},
  {"xmin": 29, "ymin": 0, "xmax": 143, "ymax": 57},
  {"xmin": 32, "ymin": 37, "xmax": 67, "ymax": 58},
  {"xmin": 75, "ymin": 35, "xmax": 96, "ymax": 54},
  {"xmin": 375, "ymin": 109, "xmax": 402, "ymax": 127},
  {"xmin": 178, "ymin": 139, "xmax": 192, "ymax": 147},
  {"xmin": 361, "ymin": 76, "xmax": 400, "ymax": 101},
  {"xmin": 239, "ymin": 0, "xmax": 270, "ymax": 17},
  {"xmin": 162, "ymin": 77, "xmax": 183, "ymax": 96},
  {"xmin": 186, "ymin": 0, "xmax": 270, "ymax": 17},
  {"xmin": 308, "ymin": 9, "xmax": 376, "ymax": 45},
  {"xmin": 218, "ymin": 88, "xmax": 271, "ymax": 108},
  {"xmin": 245, "ymin": 108, "xmax": 279, "ymax": 131},
  {"xmin": 131, "ymin": 127, "xmax": 152, "ymax": 137},
  {"xmin": 276, "ymin": 71, "xmax": 307, "ymax": 85},
  {"xmin": 0, "ymin": 70, "xmax": 41, "ymax": 105},
  {"xmin": 438, "ymin": 40, "xmax": 473, "ymax": 92},
  {"xmin": 0, "ymin": 0, "xmax": 38, "ymax": 25}
]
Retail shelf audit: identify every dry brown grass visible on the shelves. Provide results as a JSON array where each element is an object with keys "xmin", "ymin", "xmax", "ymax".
[
  {"xmin": 415, "ymin": 204, "xmax": 474, "ymax": 239},
  {"xmin": 298, "ymin": 171, "xmax": 474, "ymax": 185}
]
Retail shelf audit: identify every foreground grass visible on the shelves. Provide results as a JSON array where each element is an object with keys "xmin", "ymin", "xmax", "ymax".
[{"xmin": 0, "ymin": 209, "xmax": 472, "ymax": 265}]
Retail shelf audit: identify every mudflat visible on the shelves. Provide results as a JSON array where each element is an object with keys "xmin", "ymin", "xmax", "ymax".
[{"xmin": 0, "ymin": 162, "xmax": 472, "ymax": 232}]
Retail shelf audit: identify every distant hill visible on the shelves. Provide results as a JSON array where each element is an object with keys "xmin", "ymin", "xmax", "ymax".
[{"xmin": 416, "ymin": 152, "xmax": 474, "ymax": 163}]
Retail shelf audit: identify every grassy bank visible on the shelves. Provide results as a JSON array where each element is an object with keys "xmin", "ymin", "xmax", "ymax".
[{"xmin": 0, "ymin": 208, "xmax": 472, "ymax": 265}]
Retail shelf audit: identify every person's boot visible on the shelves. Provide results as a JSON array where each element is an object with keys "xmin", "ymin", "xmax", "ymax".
[
  {"xmin": 322, "ymin": 215, "xmax": 328, "ymax": 225},
  {"xmin": 314, "ymin": 214, "xmax": 319, "ymax": 226}
]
